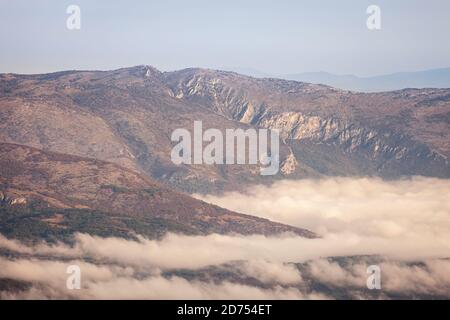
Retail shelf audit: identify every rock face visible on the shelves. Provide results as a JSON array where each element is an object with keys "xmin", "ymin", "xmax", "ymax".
[
  {"xmin": 0, "ymin": 142, "xmax": 316, "ymax": 242},
  {"xmin": 0, "ymin": 65, "xmax": 449, "ymax": 196},
  {"xmin": 163, "ymin": 68, "xmax": 450, "ymax": 178}
]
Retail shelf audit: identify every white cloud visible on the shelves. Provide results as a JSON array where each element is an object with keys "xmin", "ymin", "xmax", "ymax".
[
  {"xmin": 1, "ymin": 177, "xmax": 450, "ymax": 299},
  {"xmin": 196, "ymin": 177, "xmax": 450, "ymax": 261}
]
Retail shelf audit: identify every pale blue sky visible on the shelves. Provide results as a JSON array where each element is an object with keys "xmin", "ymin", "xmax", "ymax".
[{"xmin": 1, "ymin": 0, "xmax": 449, "ymax": 76}]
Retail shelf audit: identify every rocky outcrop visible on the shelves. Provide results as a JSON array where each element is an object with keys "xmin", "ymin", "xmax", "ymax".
[
  {"xmin": 164, "ymin": 68, "xmax": 450, "ymax": 178},
  {"xmin": 280, "ymin": 151, "xmax": 298, "ymax": 175},
  {"xmin": 0, "ymin": 192, "xmax": 27, "ymax": 206}
]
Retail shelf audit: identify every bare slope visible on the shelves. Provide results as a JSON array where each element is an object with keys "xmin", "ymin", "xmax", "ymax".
[{"xmin": 0, "ymin": 143, "xmax": 316, "ymax": 242}]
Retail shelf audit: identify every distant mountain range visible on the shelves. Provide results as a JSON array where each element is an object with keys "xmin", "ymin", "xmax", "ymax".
[{"xmin": 224, "ymin": 67, "xmax": 450, "ymax": 92}]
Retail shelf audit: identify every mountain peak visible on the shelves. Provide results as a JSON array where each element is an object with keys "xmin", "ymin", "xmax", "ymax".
[
  {"xmin": 142, "ymin": 65, "xmax": 161, "ymax": 77},
  {"xmin": 115, "ymin": 65, "xmax": 162, "ymax": 78}
]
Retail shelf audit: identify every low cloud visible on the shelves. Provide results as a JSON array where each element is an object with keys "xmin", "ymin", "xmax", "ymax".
[
  {"xmin": 196, "ymin": 177, "xmax": 450, "ymax": 261},
  {"xmin": 1, "ymin": 177, "xmax": 449, "ymax": 299},
  {"xmin": 237, "ymin": 260, "xmax": 303, "ymax": 285},
  {"xmin": 303, "ymin": 258, "xmax": 450, "ymax": 298},
  {"xmin": 0, "ymin": 257, "xmax": 321, "ymax": 300}
]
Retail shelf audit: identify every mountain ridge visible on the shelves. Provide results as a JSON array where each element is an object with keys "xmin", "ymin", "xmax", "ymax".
[
  {"xmin": 285, "ymin": 67, "xmax": 450, "ymax": 92},
  {"xmin": 0, "ymin": 142, "xmax": 317, "ymax": 242},
  {"xmin": 220, "ymin": 66, "xmax": 450, "ymax": 92},
  {"xmin": 1, "ymin": 65, "xmax": 449, "ymax": 196}
]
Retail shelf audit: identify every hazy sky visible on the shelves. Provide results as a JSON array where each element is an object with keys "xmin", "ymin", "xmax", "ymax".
[{"xmin": 1, "ymin": 0, "xmax": 450, "ymax": 76}]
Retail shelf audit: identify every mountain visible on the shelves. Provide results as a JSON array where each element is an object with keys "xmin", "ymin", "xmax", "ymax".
[
  {"xmin": 0, "ymin": 66, "xmax": 295, "ymax": 194},
  {"xmin": 0, "ymin": 65, "xmax": 449, "ymax": 197},
  {"xmin": 163, "ymin": 68, "xmax": 450, "ymax": 178},
  {"xmin": 0, "ymin": 142, "xmax": 316, "ymax": 242},
  {"xmin": 285, "ymin": 68, "xmax": 450, "ymax": 92}
]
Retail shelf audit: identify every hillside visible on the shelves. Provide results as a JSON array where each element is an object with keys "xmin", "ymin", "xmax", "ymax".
[
  {"xmin": 164, "ymin": 68, "xmax": 450, "ymax": 178},
  {"xmin": 0, "ymin": 143, "xmax": 316, "ymax": 242},
  {"xmin": 0, "ymin": 65, "xmax": 449, "ymax": 195}
]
